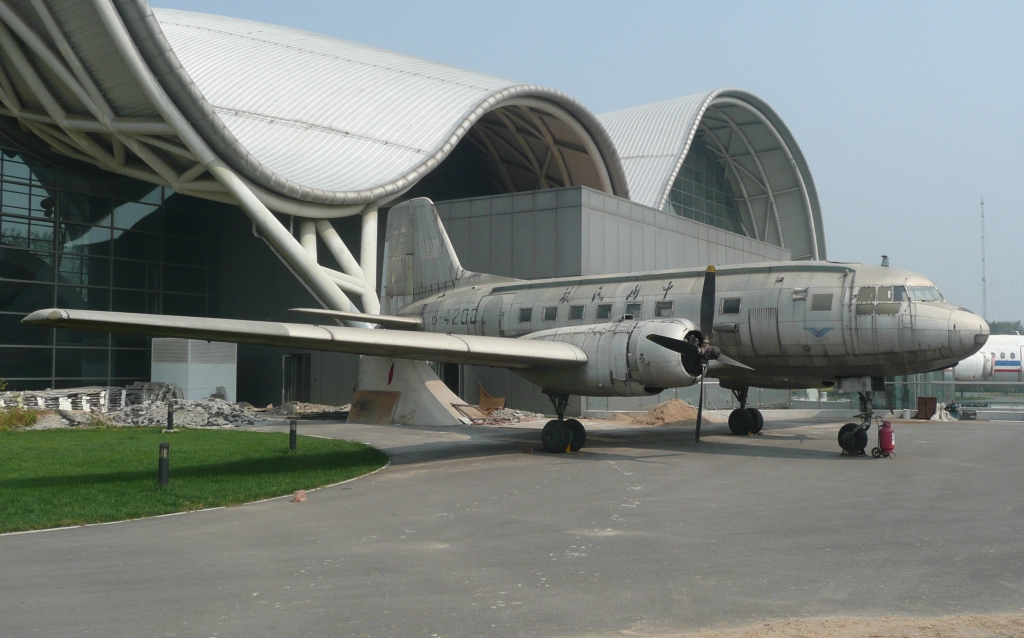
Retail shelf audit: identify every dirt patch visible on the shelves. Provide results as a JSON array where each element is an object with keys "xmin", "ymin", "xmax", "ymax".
[
  {"xmin": 670, "ymin": 614, "xmax": 1024, "ymax": 638},
  {"xmin": 631, "ymin": 399, "xmax": 699, "ymax": 425}
]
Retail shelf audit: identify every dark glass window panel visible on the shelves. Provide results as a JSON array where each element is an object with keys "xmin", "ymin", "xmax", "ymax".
[
  {"xmin": 518, "ymin": 307, "xmax": 532, "ymax": 322},
  {"xmin": 113, "ymin": 260, "xmax": 160, "ymax": 290},
  {"xmin": 542, "ymin": 306, "xmax": 557, "ymax": 321},
  {"xmin": 59, "ymin": 192, "xmax": 114, "ymax": 226},
  {"xmin": 112, "ymin": 289, "xmax": 160, "ymax": 314},
  {"xmin": 722, "ymin": 298, "xmax": 741, "ymax": 314},
  {"xmin": 56, "ymin": 286, "xmax": 109, "ymax": 311},
  {"xmin": 163, "ymin": 264, "xmax": 206, "ymax": 294},
  {"xmin": 55, "ymin": 348, "xmax": 108, "ymax": 379},
  {"xmin": 0, "ymin": 280, "xmax": 53, "ymax": 312},
  {"xmin": 162, "ymin": 293, "xmax": 206, "ymax": 316},
  {"xmin": 1, "ymin": 215, "xmax": 54, "ymax": 251},
  {"xmin": 597, "ymin": 304, "xmax": 612, "ymax": 319},
  {"xmin": 112, "ymin": 349, "xmax": 149, "ymax": 378},
  {"xmin": 112, "ymin": 229, "xmax": 162, "ymax": 261},
  {"xmin": 59, "ymin": 222, "xmax": 111, "ymax": 256},
  {"xmin": 2, "ymin": 156, "xmax": 32, "ymax": 183},
  {"xmin": 625, "ymin": 302, "xmax": 642, "ymax": 317},
  {"xmin": 2, "ymin": 182, "xmax": 30, "ymax": 211},
  {"xmin": 0, "ymin": 346, "xmax": 53, "ymax": 377},
  {"xmin": 113, "ymin": 201, "xmax": 161, "ymax": 230},
  {"xmin": 56, "ymin": 324, "xmax": 109, "ymax": 347},
  {"xmin": 57, "ymin": 253, "xmax": 110, "ymax": 287},
  {"xmin": 162, "ymin": 203, "xmax": 210, "ymax": 237},
  {"xmin": 810, "ymin": 294, "xmax": 833, "ymax": 312},
  {"xmin": 0, "ymin": 247, "xmax": 54, "ymax": 282},
  {"xmin": 54, "ymin": 378, "xmax": 108, "ymax": 389},
  {"xmin": 569, "ymin": 305, "xmax": 584, "ymax": 320},
  {"xmin": 2, "ymin": 379, "xmax": 52, "ymax": 391},
  {"xmin": 0, "ymin": 312, "xmax": 53, "ymax": 346},
  {"xmin": 655, "ymin": 301, "xmax": 674, "ymax": 317},
  {"xmin": 163, "ymin": 237, "xmax": 206, "ymax": 266},
  {"xmin": 112, "ymin": 333, "xmax": 149, "ymax": 348}
]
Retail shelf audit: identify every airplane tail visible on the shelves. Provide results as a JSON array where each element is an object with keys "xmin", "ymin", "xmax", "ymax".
[{"xmin": 381, "ymin": 198, "xmax": 467, "ymax": 314}]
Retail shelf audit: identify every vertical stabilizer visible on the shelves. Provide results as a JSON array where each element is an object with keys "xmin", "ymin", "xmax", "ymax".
[{"xmin": 381, "ymin": 198, "xmax": 465, "ymax": 314}]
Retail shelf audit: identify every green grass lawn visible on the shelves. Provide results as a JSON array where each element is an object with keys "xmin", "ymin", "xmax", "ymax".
[{"xmin": 0, "ymin": 427, "xmax": 388, "ymax": 533}]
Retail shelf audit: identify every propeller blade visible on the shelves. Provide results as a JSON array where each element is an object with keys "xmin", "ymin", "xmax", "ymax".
[
  {"xmin": 695, "ymin": 365, "xmax": 706, "ymax": 442},
  {"xmin": 699, "ymin": 265, "xmax": 716, "ymax": 339},
  {"xmin": 645, "ymin": 334, "xmax": 702, "ymax": 376},
  {"xmin": 716, "ymin": 352, "xmax": 754, "ymax": 371}
]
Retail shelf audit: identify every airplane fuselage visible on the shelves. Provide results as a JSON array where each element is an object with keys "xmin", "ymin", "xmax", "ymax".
[{"xmin": 403, "ymin": 261, "xmax": 988, "ymax": 391}]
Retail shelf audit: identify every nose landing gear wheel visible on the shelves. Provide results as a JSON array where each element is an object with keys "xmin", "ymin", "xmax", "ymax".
[
  {"xmin": 565, "ymin": 419, "xmax": 586, "ymax": 452},
  {"xmin": 728, "ymin": 408, "xmax": 754, "ymax": 435},
  {"xmin": 746, "ymin": 408, "xmax": 764, "ymax": 434},
  {"xmin": 838, "ymin": 422, "xmax": 868, "ymax": 455},
  {"xmin": 541, "ymin": 420, "xmax": 569, "ymax": 454}
]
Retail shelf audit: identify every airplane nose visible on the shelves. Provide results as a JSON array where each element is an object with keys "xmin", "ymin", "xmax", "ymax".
[{"xmin": 950, "ymin": 308, "xmax": 989, "ymax": 358}]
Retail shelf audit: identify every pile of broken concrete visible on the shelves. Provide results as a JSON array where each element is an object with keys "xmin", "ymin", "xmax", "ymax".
[
  {"xmin": 103, "ymin": 397, "xmax": 258, "ymax": 428},
  {"xmin": 471, "ymin": 408, "xmax": 545, "ymax": 425}
]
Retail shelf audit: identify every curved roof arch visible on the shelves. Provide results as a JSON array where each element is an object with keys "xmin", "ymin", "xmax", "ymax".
[
  {"xmin": 598, "ymin": 89, "xmax": 825, "ymax": 260},
  {"xmin": 119, "ymin": 5, "xmax": 629, "ymax": 205}
]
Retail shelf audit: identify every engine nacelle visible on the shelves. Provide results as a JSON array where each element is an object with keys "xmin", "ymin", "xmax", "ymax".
[
  {"xmin": 513, "ymin": 319, "xmax": 699, "ymax": 396},
  {"xmin": 954, "ymin": 350, "xmax": 994, "ymax": 381}
]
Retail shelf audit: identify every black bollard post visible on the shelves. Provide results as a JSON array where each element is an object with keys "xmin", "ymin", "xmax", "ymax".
[
  {"xmin": 158, "ymin": 442, "xmax": 170, "ymax": 487},
  {"xmin": 289, "ymin": 419, "xmax": 297, "ymax": 452},
  {"xmin": 167, "ymin": 402, "xmax": 174, "ymax": 431}
]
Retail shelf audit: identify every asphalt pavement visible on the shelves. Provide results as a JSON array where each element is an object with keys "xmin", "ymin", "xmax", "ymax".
[{"xmin": 2, "ymin": 416, "xmax": 1023, "ymax": 637}]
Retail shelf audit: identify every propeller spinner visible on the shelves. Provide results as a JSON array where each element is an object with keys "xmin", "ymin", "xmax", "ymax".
[{"xmin": 645, "ymin": 266, "xmax": 752, "ymax": 442}]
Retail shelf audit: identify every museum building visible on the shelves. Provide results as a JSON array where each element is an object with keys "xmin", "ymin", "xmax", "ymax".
[{"xmin": 0, "ymin": 2, "xmax": 825, "ymax": 412}]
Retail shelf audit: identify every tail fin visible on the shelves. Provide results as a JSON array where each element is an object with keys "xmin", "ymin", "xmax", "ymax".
[{"xmin": 381, "ymin": 198, "xmax": 466, "ymax": 314}]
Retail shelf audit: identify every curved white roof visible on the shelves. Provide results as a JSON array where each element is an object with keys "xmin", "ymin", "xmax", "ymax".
[
  {"xmin": 125, "ymin": 6, "xmax": 628, "ymax": 204},
  {"xmin": 599, "ymin": 90, "xmax": 826, "ymax": 259}
]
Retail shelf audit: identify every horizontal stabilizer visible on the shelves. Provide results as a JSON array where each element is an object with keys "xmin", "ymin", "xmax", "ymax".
[
  {"xmin": 23, "ymin": 309, "xmax": 586, "ymax": 369},
  {"xmin": 289, "ymin": 308, "xmax": 423, "ymax": 330}
]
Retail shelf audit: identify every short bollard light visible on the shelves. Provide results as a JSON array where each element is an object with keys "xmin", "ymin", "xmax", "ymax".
[
  {"xmin": 289, "ymin": 419, "xmax": 297, "ymax": 452},
  {"xmin": 158, "ymin": 442, "xmax": 170, "ymax": 487},
  {"xmin": 166, "ymin": 402, "xmax": 174, "ymax": 431}
]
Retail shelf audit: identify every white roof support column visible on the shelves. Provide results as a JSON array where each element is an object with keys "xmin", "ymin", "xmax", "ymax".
[
  {"xmin": 298, "ymin": 219, "xmax": 317, "ymax": 262},
  {"xmin": 360, "ymin": 204, "xmax": 380, "ymax": 315}
]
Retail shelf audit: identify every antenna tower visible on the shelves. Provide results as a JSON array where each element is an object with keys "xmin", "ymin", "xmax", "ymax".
[{"xmin": 980, "ymin": 197, "xmax": 987, "ymax": 320}]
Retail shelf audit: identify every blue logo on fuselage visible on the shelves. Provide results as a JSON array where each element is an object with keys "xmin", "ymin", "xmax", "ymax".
[{"xmin": 805, "ymin": 327, "xmax": 834, "ymax": 338}]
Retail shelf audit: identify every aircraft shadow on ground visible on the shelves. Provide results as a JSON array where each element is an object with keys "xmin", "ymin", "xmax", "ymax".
[{"xmin": 373, "ymin": 422, "xmax": 841, "ymax": 465}]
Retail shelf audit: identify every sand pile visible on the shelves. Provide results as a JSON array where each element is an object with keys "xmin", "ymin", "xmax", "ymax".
[
  {"xmin": 631, "ymin": 398, "xmax": 698, "ymax": 425},
  {"xmin": 678, "ymin": 614, "xmax": 1024, "ymax": 638}
]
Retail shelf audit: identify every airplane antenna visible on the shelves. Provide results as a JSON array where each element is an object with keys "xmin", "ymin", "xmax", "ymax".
[{"xmin": 980, "ymin": 197, "xmax": 987, "ymax": 320}]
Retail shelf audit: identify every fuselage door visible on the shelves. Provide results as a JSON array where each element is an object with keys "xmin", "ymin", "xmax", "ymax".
[{"xmin": 478, "ymin": 294, "xmax": 513, "ymax": 337}]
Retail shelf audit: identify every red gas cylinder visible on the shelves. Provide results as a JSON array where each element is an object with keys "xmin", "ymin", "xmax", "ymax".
[{"xmin": 878, "ymin": 420, "xmax": 895, "ymax": 456}]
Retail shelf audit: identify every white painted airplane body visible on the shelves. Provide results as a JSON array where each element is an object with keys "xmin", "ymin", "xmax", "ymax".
[
  {"xmin": 23, "ymin": 198, "xmax": 990, "ymax": 453},
  {"xmin": 954, "ymin": 334, "xmax": 1024, "ymax": 382}
]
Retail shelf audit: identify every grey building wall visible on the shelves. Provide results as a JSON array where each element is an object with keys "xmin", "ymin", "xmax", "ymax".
[{"xmin": 432, "ymin": 186, "xmax": 790, "ymax": 415}]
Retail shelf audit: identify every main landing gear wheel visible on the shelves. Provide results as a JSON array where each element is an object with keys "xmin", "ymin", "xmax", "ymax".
[
  {"xmin": 541, "ymin": 420, "xmax": 569, "ymax": 454},
  {"xmin": 728, "ymin": 408, "xmax": 754, "ymax": 435},
  {"xmin": 566, "ymin": 419, "xmax": 586, "ymax": 452},
  {"xmin": 838, "ymin": 422, "xmax": 868, "ymax": 455},
  {"xmin": 746, "ymin": 408, "xmax": 764, "ymax": 434}
]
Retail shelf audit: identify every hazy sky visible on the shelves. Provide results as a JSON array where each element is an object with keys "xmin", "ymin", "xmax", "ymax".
[{"xmin": 158, "ymin": 1, "xmax": 1024, "ymax": 322}]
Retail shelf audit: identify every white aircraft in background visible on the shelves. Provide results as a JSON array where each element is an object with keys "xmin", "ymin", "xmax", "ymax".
[{"xmin": 954, "ymin": 334, "xmax": 1024, "ymax": 382}]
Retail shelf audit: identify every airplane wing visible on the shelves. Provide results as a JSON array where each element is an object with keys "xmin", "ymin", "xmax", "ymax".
[{"xmin": 22, "ymin": 309, "xmax": 587, "ymax": 369}]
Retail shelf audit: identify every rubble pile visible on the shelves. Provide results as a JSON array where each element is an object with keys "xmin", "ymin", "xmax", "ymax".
[
  {"xmin": 265, "ymin": 402, "xmax": 350, "ymax": 416},
  {"xmin": 0, "ymin": 386, "xmax": 126, "ymax": 412},
  {"xmin": 125, "ymin": 381, "xmax": 183, "ymax": 405},
  {"xmin": 631, "ymin": 399, "xmax": 698, "ymax": 425},
  {"xmin": 105, "ymin": 398, "xmax": 258, "ymax": 428},
  {"xmin": 471, "ymin": 408, "xmax": 545, "ymax": 425}
]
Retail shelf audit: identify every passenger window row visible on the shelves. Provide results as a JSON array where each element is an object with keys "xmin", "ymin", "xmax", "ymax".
[{"xmin": 515, "ymin": 301, "xmax": 677, "ymax": 323}]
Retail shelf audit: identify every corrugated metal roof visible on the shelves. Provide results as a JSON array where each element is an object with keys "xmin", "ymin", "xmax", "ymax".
[
  {"xmin": 119, "ymin": 6, "xmax": 627, "ymax": 204},
  {"xmin": 598, "ymin": 89, "xmax": 826, "ymax": 259}
]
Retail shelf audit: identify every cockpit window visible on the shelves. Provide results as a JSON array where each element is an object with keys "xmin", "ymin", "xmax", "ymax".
[
  {"xmin": 877, "ymin": 286, "xmax": 894, "ymax": 302},
  {"xmin": 894, "ymin": 286, "xmax": 908, "ymax": 302},
  {"xmin": 857, "ymin": 287, "xmax": 876, "ymax": 302},
  {"xmin": 908, "ymin": 286, "xmax": 943, "ymax": 301}
]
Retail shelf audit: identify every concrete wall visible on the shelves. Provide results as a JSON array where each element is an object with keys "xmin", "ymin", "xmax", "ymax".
[{"xmin": 433, "ymin": 186, "xmax": 790, "ymax": 415}]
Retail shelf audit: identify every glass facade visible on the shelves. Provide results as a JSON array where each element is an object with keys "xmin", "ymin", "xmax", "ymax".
[
  {"xmin": 0, "ymin": 146, "xmax": 221, "ymax": 390},
  {"xmin": 665, "ymin": 134, "xmax": 745, "ymax": 235}
]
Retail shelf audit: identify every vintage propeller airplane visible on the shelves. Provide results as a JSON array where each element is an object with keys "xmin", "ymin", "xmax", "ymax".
[{"xmin": 23, "ymin": 198, "xmax": 989, "ymax": 455}]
